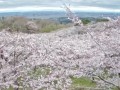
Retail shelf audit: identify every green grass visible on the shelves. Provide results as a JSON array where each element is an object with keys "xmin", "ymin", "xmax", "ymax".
[
  {"xmin": 70, "ymin": 76, "xmax": 120, "ymax": 90},
  {"xmin": 1, "ymin": 77, "xmax": 23, "ymax": 90},
  {"xmin": 40, "ymin": 24, "xmax": 70, "ymax": 33},
  {"xmin": 111, "ymin": 87, "xmax": 120, "ymax": 90},
  {"xmin": 70, "ymin": 76, "xmax": 97, "ymax": 90},
  {"xmin": 71, "ymin": 76, "xmax": 96, "ymax": 87}
]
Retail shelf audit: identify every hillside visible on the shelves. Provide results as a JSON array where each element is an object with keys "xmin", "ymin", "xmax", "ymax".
[{"xmin": 0, "ymin": 20, "xmax": 120, "ymax": 90}]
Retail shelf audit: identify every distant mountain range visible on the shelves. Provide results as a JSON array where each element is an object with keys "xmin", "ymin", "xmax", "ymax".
[{"xmin": 0, "ymin": 11, "xmax": 120, "ymax": 19}]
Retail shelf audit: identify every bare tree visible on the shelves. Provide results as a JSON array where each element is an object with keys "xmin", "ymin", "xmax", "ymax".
[{"xmin": 61, "ymin": 2, "xmax": 83, "ymax": 26}]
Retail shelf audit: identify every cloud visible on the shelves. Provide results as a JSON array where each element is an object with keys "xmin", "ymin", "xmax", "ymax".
[
  {"xmin": 0, "ymin": 5, "xmax": 120, "ymax": 13},
  {"xmin": 0, "ymin": 0, "xmax": 120, "ymax": 12},
  {"xmin": 69, "ymin": 0, "xmax": 120, "ymax": 9},
  {"xmin": 0, "ymin": 6, "xmax": 63, "ymax": 12},
  {"xmin": 69, "ymin": 0, "xmax": 82, "ymax": 2},
  {"xmin": 0, "ymin": 0, "xmax": 5, "ymax": 3},
  {"xmin": 71, "ymin": 6, "xmax": 120, "ymax": 12}
]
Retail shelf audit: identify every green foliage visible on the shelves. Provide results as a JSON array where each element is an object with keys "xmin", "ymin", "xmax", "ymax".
[
  {"xmin": 81, "ymin": 19, "xmax": 91, "ymax": 25},
  {"xmin": 0, "ymin": 16, "xmax": 28, "ymax": 32},
  {"xmin": 0, "ymin": 17, "xmax": 71, "ymax": 33},
  {"xmin": 58, "ymin": 17, "xmax": 72, "ymax": 24},
  {"xmin": 80, "ymin": 17, "xmax": 109, "ymax": 25},
  {"xmin": 96, "ymin": 18, "xmax": 109, "ymax": 22},
  {"xmin": 0, "ymin": 16, "xmax": 109, "ymax": 33}
]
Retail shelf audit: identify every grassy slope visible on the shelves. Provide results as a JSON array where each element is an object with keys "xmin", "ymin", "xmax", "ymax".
[{"xmin": 70, "ymin": 76, "xmax": 97, "ymax": 90}]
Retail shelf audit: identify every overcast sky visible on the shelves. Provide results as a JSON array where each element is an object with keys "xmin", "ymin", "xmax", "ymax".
[{"xmin": 0, "ymin": 0, "xmax": 120, "ymax": 12}]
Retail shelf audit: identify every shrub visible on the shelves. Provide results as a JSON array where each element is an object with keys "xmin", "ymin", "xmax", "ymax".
[
  {"xmin": 96, "ymin": 18, "xmax": 109, "ymax": 22},
  {"xmin": 0, "ymin": 17, "xmax": 71, "ymax": 33},
  {"xmin": 81, "ymin": 18, "xmax": 91, "ymax": 25},
  {"xmin": 0, "ymin": 16, "xmax": 28, "ymax": 32}
]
